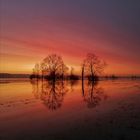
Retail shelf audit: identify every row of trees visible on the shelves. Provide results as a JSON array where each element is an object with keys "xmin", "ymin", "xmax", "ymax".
[{"xmin": 30, "ymin": 53, "xmax": 106, "ymax": 81}]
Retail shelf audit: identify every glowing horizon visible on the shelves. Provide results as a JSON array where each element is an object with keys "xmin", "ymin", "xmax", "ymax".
[{"xmin": 0, "ymin": 0, "xmax": 140, "ymax": 75}]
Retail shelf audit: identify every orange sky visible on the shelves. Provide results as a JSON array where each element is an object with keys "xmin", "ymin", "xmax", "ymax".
[
  {"xmin": 1, "ymin": 35, "xmax": 140, "ymax": 75},
  {"xmin": 0, "ymin": 0, "xmax": 140, "ymax": 75}
]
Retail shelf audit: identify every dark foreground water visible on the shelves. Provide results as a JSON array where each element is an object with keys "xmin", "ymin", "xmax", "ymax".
[{"xmin": 0, "ymin": 79, "xmax": 140, "ymax": 140}]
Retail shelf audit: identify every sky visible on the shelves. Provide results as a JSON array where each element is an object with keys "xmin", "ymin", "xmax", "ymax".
[{"xmin": 0, "ymin": 0, "xmax": 140, "ymax": 75}]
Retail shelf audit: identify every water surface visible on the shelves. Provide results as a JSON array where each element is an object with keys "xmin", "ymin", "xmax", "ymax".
[{"xmin": 0, "ymin": 79, "xmax": 140, "ymax": 140}]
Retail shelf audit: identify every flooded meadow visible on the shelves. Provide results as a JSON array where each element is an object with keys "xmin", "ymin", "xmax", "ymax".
[{"xmin": 0, "ymin": 79, "xmax": 140, "ymax": 140}]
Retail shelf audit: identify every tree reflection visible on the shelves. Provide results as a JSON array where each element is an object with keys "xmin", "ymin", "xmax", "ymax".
[
  {"xmin": 31, "ymin": 79, "xmax": 107, "ymax": 110},
  {"xmin": 82, "ymin": 81, "xmax": 107, "ymax": 108},
  {"xmin": 31, "ymin": 81, "xmax": 68, "ymax": 110},
  {"xmin": 69, "ymin": 80, "xmax": 79, "ymax": 92},
  {"xmin": 31, "ymin": 80, "xmax": 39, "ymax": 99},
  {"xmin": 41, "ymin": 81, "xmax": 69, "ymax": 110}
]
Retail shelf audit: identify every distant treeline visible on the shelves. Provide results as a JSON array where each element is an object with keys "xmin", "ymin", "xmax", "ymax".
[
  {"xmin": 0, "ymin": 73, "xmax": 30, "ymax": 78},
  {"xmin": 101, "ymin": 75, "xmax": 140, "ymax": 79},
  {"xmin": 0, "ymin": 73, "xmax": 139, "ymax": 79}
]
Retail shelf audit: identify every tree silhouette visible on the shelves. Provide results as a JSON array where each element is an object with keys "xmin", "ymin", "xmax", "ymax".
[
  {"xmin": 40, "ymin": 54, "xmax": 68, "ymax": 81},
  {"xmin": 68, "ymin": 67, "xmax": 79, "ymax": 80},
  {"xmin": 82, "ymin": 53, "xmax": 106, "ymax": 81},
  {"xmin": 82, "ymin": 59, "xmax": 86, "ymax": 81},
  {"xmin": 30, "ymin": 63, "xmax": 40, "ymax": 80},
  {"xmin": 30, "ymin": 53, "xmax": 106, "ymax": 81},
  {"xmin": 61, "ymin": 62, "xmax": 69, "ymax": 80}
]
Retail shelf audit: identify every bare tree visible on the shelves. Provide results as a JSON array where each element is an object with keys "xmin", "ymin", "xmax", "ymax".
[
  {"xmin": 30, "ymin": 63, "xmax": 40, "ymax": 80},
  {"xmin": 34, "ymin": 63, "xmax": 40, "ymax": 75},
  {"xmin": 82, "ymin": 59, "xmax": 86, "ymax": 81},
  {"xmin": 68, "ymin": 67, "xmax": 79, "ymax": 80},
  {"xmin": 70, "ymin": 67, "xmax": 74, "ymax": 76},
  {"xmin": 82, "ymin": 53, "xmax": 106, "ymax": 81},
  {"xmin": 40, "ymin": 54, "xmax": 68, "ymax": 81}
]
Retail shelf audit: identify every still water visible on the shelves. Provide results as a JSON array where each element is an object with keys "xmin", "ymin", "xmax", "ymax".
[{"xmin": 0, "ymin": 79, "xmax": 140, "ymax": 140}]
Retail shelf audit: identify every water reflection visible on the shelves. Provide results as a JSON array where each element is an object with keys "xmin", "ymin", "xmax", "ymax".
[
  {"xmin": 31, "ymin": 80, "xmax": 107, "ymax": 110},
  {"xmin": 69, "ymin": 80, "xmax": 79, "ymax": 92},
  {"xmin": 41, "ymin": 81, "xmax": 69, "ymax": 110},
  {"xmin": 82, "ymin": 80, "xmax": 107, "ymax": 108},
  {"xmin": 1, "ymin": 79, "xmax": 140, "ymax": 140},
  {"xmin": 31, "ymin": 80, "xmax": 40, "ymax": 99},
  {"xmin": 31, "ymin": 80, "xmax": 68, "ymax": 110}
]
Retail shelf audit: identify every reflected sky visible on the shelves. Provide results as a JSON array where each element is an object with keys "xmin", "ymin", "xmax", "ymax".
[
  {"xmin": 0, "ymin": 79, "xmax": 140, "ymax": 139},
  {"xmin": 31, "ymin": 80, "xmax": 107, "ymax": 110},
  {"xmin": 32, "ymin": 81, "xmax": 69, "ymax": 110}
]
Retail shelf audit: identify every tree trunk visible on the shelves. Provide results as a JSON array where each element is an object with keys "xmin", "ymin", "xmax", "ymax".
[
  {"xmin": 42, "ymin": 71, "xmax": 44, "ymax": 82},
  {"xmin": 52, "ymin": 71, "xmax": 56, "ymax": 82},
  {"xmin": 82, "ymin": 64, "xmax": 84, "ymax": 81},
  {"xmin": 90, "ymin": 64, "xmax": 94, "ymax": 81}
]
